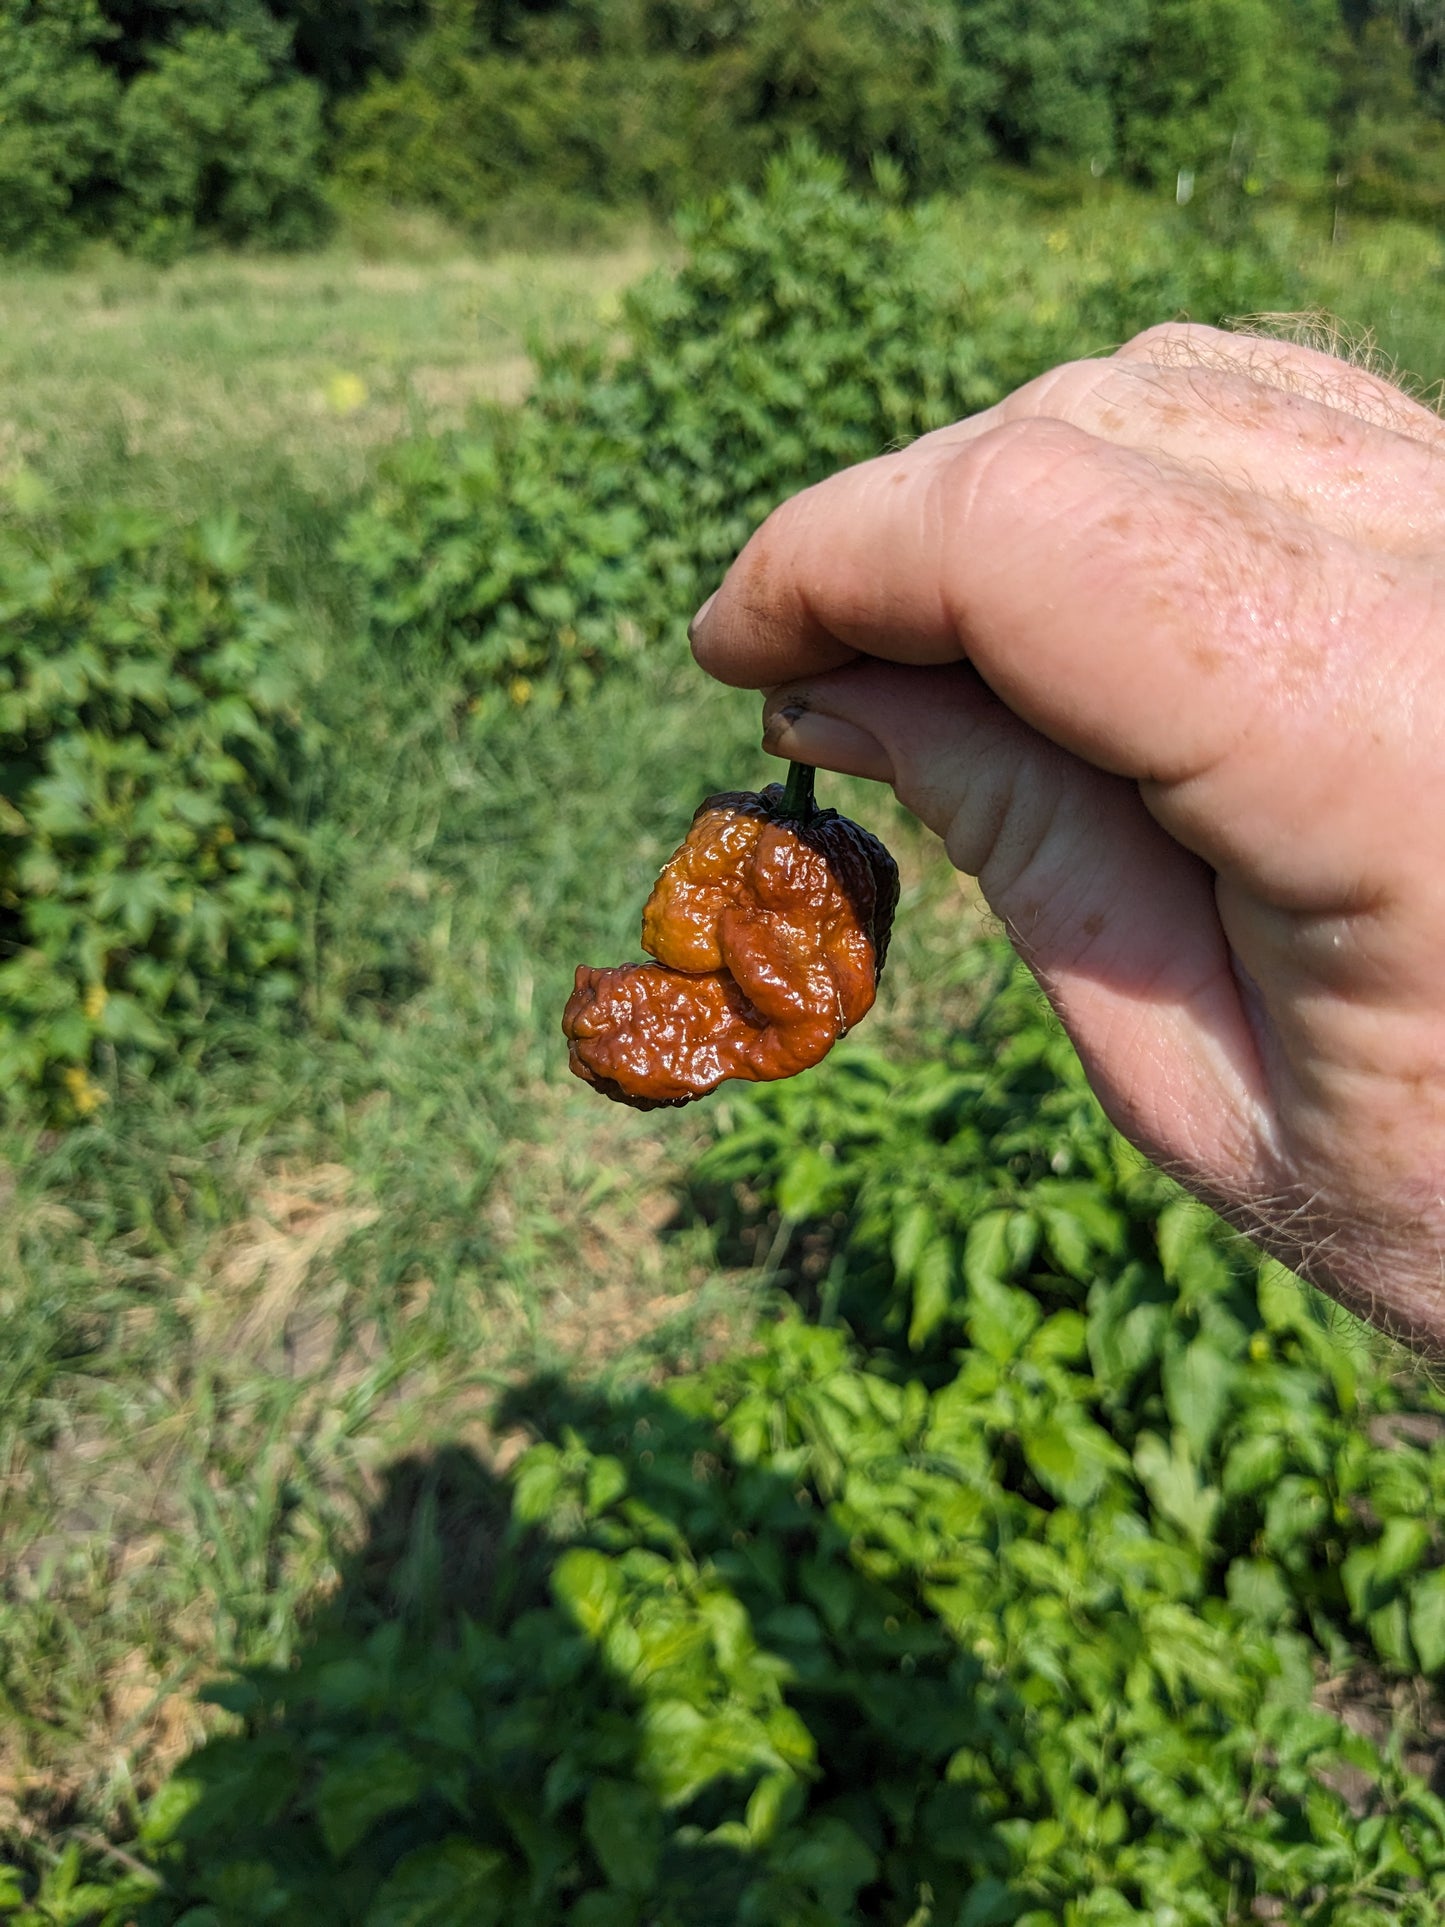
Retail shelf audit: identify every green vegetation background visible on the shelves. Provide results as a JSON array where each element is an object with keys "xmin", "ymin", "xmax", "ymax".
[
  {"xmin": 7, "ymin": 9, "xmax": 1445, "ymax": 1923},
  {"xmin": 5, "ymin": 0, "xmax": 1445, "ymax": 257}
]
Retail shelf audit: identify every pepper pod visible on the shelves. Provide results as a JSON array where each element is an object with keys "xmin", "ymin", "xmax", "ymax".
[{"xmin": 562, "ymin": 764, "xmax": 899, "ymax": 1108}]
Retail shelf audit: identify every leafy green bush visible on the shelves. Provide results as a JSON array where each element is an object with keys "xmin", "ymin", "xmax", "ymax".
[
  {"xmin": 696, "ymin": 947, "xmax": 1445, "ymax": 1678},
  {"xmin": 334, "ymin": 46, "xmax": 765, "ymax": 228},
  {"xmin": 527, "ymin": 152, "xmax": 1006, "ymax": 603},
  {"xmin": 1114, "ymin": 0, "xmax": 1341, "ymax": 193},
  {"xmin": 0, "ymin": 4, "xmax": 330, "ymax": 260},
  {"xmin": 88, "ymin": 949, "xmax": 1445, "ymax": 1923},
  {"xmin": 0, "ymin": 1849, "xmax": 154, "ymax": 1925},
  {"xmin": 112, "ymin": 23, "xmax": 330, "ymax": 261},
  {"xmin": 340, "ymin": 151, "xmax": 1009, "ymax": 714},
  {"xmin": 342, "ymin": 148, "xmax": 1305, "ymax": 717},
  {"xmin": 338, "ymin": 412, "xmax": 662, "ymax": 719},
  {"xmin": 0, "ymin": 0, "xmax": 119, "ymax": 261},
  {"xmin": 333, "ymin": 0, "xmax": 987, "ymax": 226},
  {"xmin": 0, "ymin": 505, "xmax": 313, "ymax": 1116}
]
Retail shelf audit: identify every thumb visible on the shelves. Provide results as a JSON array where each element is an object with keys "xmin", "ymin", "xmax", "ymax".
[{"xmin": 763, "ymin": 660, "xmax": 1275, "ymax": 1191}]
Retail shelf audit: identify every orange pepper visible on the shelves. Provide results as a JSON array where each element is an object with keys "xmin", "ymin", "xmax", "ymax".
[{"xmin": 563, "ymin": 770, "xmax": 898, "ymax": 1109}]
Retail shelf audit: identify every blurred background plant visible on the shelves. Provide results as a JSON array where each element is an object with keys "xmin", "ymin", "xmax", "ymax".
[{"xmin": 3, "ymin": 0, "xmax": 1445, "ymax": 258}]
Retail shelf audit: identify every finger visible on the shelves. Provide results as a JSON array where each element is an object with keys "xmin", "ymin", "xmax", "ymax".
[
  {"xmin": 692, "ymin": 416, "xmax": 1425, "ymax": 899},
  {"xmin": 760, "ymin": 660, "xmax": 1275, "ymax": 1192},
  {"xmin": 688, "ymin": 319, "xmax": 1443, "ymax": 678},
  {"xmin": 916, "ymin": 356, "xmax": 1445, "ymax": 554}
]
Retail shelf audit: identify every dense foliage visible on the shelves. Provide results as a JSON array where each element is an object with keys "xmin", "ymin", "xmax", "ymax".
[
  {"xmin": 340, "ymin": 154, "xmax": 989, "ymax": 712},
  {"xmin": 3, "ymin": 0, "xmax": 1445, "ymax": 255},
  {"xmin": 340, "ymin": 149, "xmax": 1298, "ymax": 714},
  {"xmin": 0, "ymin": 503, "xmax": 312, "ymax": 1115},
  {"xmin": 38, "ymin": 953, "xmax": 1441, "ymax": 1923},
  {"xmin": 338, "ymin": 0, "xmax": 1357, "ymax": 221},
  {"xmin": 0, "ymin": 0, "xmax": 329, "ymax": 259}
]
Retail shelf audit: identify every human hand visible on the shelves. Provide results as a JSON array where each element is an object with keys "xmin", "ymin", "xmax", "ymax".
[{"xmin": 688, "ymin": 322, "xmax": 1445, "ymax": 1350}]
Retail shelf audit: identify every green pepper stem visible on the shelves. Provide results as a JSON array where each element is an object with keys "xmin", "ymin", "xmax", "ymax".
[{"xmin": 780, "ymin": 761, "xmax": 817, "ymax": 823}]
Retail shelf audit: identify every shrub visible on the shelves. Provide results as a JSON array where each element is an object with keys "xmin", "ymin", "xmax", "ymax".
[
  {"xmin": 111, "ymin": 24, "xmax": 331, "ymax": 260},
  {"xmin": 333, "ymin": 47, "xmax": 765, "ymax": 227},
  {"xmin": 0, "ymin": 0, "xmax": 119, "ymax": 261},
  {"xmin": 332, "ymin": 0, "xmax": 987, "ymax": 226},
  {"xmin": 342, "ymin": 148, "xmax": 1306, "ymax": 716},
  {"xmin": 340, "ymin": 414, "xmax": 663, "ymax": 718},
  {"xmin": 1115, "ymin": 0, "xmax": 1342, "ymax": 194},
  {"xmin": 0, "ymin": 504, "xmax": 314, "ymax": 1117},
  {"xmin": 340, "ymin": 151, "xmax": 999, "ymax": 713},
  {"xmin": 955, "ymin": 0, "xmax": 1147, "ymax": 168},
  {"xmin": 529, "ymin": 149, "xmax": 1004, "ymax": 606},
  {"xmin": 122, "ymin": 953, "xmax": 1445, "ymax": 1921}
]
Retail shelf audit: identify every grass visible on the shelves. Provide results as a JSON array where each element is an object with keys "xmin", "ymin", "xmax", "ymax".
[
  {"xmin": 0, "ymin": 216, "xmax": 658, "ymax": 506},
  {"xmin": 0, "ymin": 209, "xmax": 660, "ymax": 626},
  {"xmin": 1, "ymin": 178, "xmax": 1442, "ymax": 1878}
]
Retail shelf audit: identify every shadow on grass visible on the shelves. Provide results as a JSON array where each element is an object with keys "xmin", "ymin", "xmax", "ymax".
[{"xmin": 142, "ymin": 1372, "xmax": 1020, "ymax": 1926}]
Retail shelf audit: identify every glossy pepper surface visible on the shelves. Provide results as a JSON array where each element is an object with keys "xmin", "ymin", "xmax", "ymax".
[{"xmin": 562, "ymin": 773, "xmax": 898, "ymax": 1108}]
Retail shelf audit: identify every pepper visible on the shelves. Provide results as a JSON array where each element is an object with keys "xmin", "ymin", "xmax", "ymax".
[{"xmin": 562, "ymin": 764, "xmax": 899, "ymax": 1109}]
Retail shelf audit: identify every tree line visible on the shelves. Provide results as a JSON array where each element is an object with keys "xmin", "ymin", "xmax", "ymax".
[{"xmin": 2, "ymin": 0, "xmax": 1443, "ymax": 258}]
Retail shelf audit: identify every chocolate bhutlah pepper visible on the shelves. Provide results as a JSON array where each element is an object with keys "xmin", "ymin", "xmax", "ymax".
[{"xmin": 562, "ymin": 764, "xmax": 899, "ymax": 1109}]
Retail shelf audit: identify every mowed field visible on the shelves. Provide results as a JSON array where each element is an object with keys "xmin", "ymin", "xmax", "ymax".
[{"xmin": 2, "ymin": 186, "xmax": 1443, "ymax": 1863}]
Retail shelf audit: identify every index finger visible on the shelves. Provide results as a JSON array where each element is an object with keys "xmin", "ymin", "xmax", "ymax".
[{"xmin": 688, "ymin": 415, "xmax": 1427, "ymax": 905}]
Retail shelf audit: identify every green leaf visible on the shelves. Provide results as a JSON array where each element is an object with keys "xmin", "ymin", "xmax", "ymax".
[
  {"xmin": 892, "ymin": 1200, "xmax": 936, "ymax": 1284},
  {"xmin": 1036, "ymin": 1203, "xmax": 1093, "ymax": 1281},
  {"xmin": 1374, "ymin": 1516, "xmax": 1432, "ymax": 1586},
  {"xmin": 1162, "ymin": 1336, "xmax": 1235, "ymax": 1459},
  {"xmin": 552, "ymin": 1548, "xmax": 623, "ymax": 1639},
  {"xmin": 1134, "ymin": 1431, "xmax": 1220, "ymax": 1548},
  {"xmin": 745, "ymin": 1770, "xmax": 804, "ymax": 1845},
  {"xmin": 963, "ymin": 1209, "xmax": 1013, "ymax": 1291},
  {"xmin": 907, "ymin": 1236, "xmax": 955, "ymax": 1349},
  {"xmin": 583, "ymin": 1779, "xmax": 663, "ymax": 1893},
  {"xmin": 1226, "ymin": 1557, "xmax": 1294, "ymax": 1625},
  {"xmin": 1087, "ymin": 1264, "xmax": 1170, "ymax": 1389},
  {"xmin": 1342, "ymin": 1522, "xmax": 1431, "ymax": 1619},
  {"xmin": 1021, "ymin": 1411, "xmax": 1126, "ymax": 1506},
  {"xmin": 1412, "ymin": 1569, "xmax": 1445, "ymax": 1674},
  {"xmin": 586, "ymin": 1454, "xmax": 628, "ymax": 1514},
  {"xmin": 317, "ymin": 1743, "xmax": 426, "ymax": 1859},
  {"xmin": 1157, "ymin": 1198, "xmax": 1210, "ymax": 1283},
  {"xmin": 773, "ymin": 1817, "xmax": 878, "ymax": 1912},
  {"xmin": 366, "ymin": 1840, "xmax": 509, "ymax": 1927},
  {"xmin": 776, "ymin": 1146, "xmax": 837, "ymax": 1220},
  {"xmin": 967, "ymin": 1272, "xmax": 1040, "ymax": 1363},
  {"xmin": 958, "ymin": 1878, "xmax": 1023, "ymax": 1927},
  {"xmin": 1221, "ymin": 1432, "xmax": 1287, "ymax": 1499}
]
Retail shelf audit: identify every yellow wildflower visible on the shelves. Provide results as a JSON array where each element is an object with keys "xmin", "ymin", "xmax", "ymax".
[
  {"xmin": 62, "ymin": 1065, "xmax": 107, "ymax": 1116},
  {"xmin": 325, "ymin": 372, "xmax": 368, "ymax": 415}
]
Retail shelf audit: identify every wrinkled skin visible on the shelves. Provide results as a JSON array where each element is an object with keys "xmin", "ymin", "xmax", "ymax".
[{"xmin": 563, "ymin": 784, "xmax": 897, "ymax": 1108}]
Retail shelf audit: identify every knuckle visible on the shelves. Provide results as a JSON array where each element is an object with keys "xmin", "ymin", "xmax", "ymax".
[{"xmin": 1114, "ymin": 320, "xmax": 1224, "ymax": 365}]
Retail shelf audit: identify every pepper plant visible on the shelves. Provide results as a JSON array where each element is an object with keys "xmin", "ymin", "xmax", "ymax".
[
  {"xmin": 88, "ymin": 949, "xmax": 1445, "ymax": 1925},
  {"xmin": 0, "ymin": 499, "xmax": 314, "ymax": 1116}
]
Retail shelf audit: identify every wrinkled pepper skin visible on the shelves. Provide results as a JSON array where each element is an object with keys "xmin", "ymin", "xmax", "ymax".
[{"xmin": 563, "ymin": 783, "xmax": 899, "ymax": 1109}]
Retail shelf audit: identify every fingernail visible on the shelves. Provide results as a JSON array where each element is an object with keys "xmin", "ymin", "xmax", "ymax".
[
  {"xmin": 763, "ymin": 708, "xmax": 892, "ymax": 783},
  {"xmin": 687, "ymin": 590, "xmax": 719, "ymax": 645}
]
